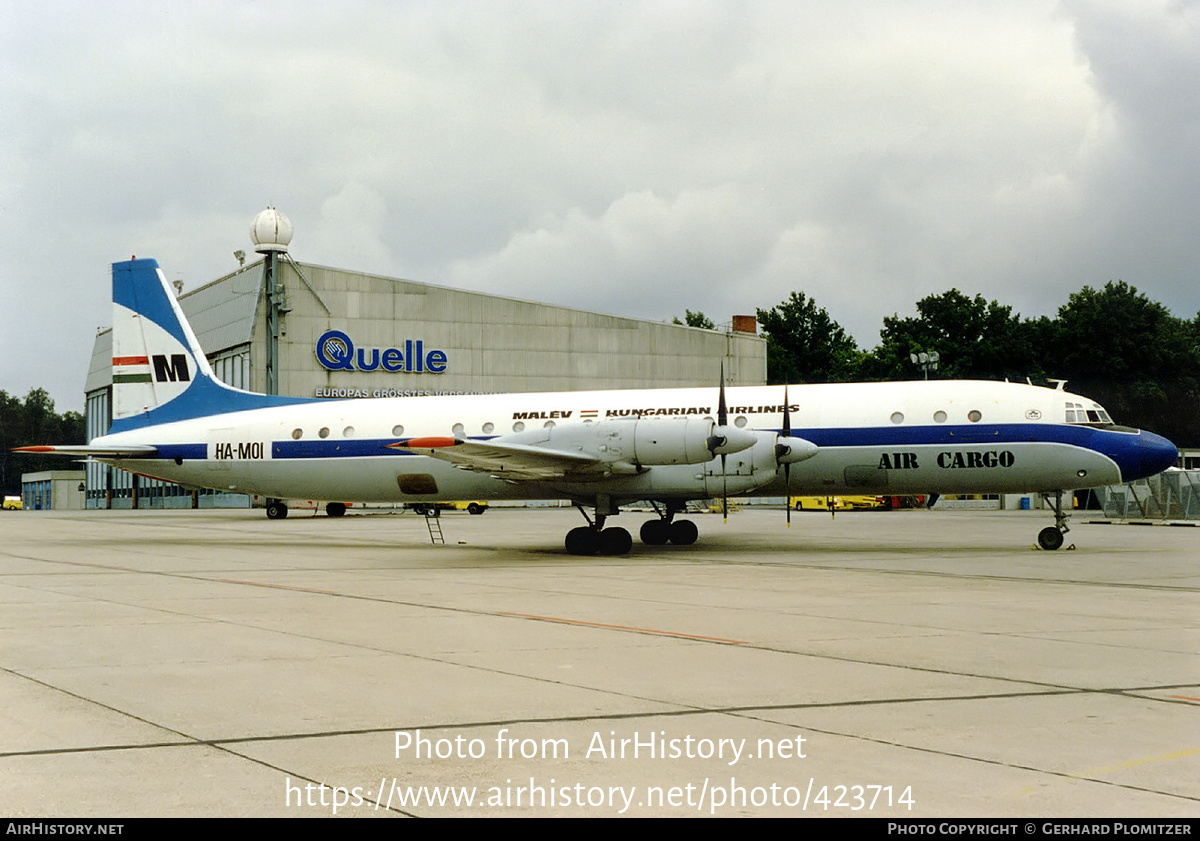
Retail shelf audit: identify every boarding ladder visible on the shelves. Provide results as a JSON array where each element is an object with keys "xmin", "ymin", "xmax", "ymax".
[{"xmin": 423, "ymin": 509, "xmax": 445, "ymax": 545}]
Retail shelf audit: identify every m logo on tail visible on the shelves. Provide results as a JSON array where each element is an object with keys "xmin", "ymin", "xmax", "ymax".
[{"xmin": 152, "ymin": 354, "xmax": 191, "ymax": 383}]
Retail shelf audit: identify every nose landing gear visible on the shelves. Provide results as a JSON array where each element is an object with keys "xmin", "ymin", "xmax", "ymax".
[{"xmin": 1037, "ymin": 490, "xmax": 1071, "ymax": 551}]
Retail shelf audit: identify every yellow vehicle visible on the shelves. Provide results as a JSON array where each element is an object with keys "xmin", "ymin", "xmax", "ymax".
[
  {"xmin": 2, "ymin": 496, "xmax": 23, "ymax": 511},
  {"xmin": 790, "ymin": 495, "xmax": 884, "ymax": 511},
  {"xmin": 407, "ymin": 501, "xmax": 488, "ymax": 515}
]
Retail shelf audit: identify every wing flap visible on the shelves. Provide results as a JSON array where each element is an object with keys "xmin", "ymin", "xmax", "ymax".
[{"xmin": 391, "ymin": 438, "xmax": 612, "ymax": 480}]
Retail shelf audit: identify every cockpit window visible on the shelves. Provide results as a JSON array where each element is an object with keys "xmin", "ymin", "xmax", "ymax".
[{"xmin": 1065, "ymin": 401, "xmax": 1113, "ymax": 426}]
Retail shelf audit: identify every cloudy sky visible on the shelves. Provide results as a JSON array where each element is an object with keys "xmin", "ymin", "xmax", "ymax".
[{"xmin": 3, "ymin": 0, "xmax": 1199, "ymax": 410}]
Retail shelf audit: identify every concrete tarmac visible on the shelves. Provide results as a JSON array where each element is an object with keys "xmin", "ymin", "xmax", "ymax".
[{"xmin": 1, "ymin": 505, "xmax": 1197, "ymax": 817}]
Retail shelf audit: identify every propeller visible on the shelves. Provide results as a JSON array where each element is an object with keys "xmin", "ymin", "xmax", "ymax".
[
  {"xmin": 780, "ymin": 386, "xmax": 792, "ymax": 527},
  {"xmin": 703, "ymin": 363, "xmax": 737, "ymax": 522},
  {"xmin": 773, "ymin": 387, "xmax": 820, "ymax": 526},
  {"xmin": 717, "ymin": 364, "xmax": 728, "ymax": 521}
]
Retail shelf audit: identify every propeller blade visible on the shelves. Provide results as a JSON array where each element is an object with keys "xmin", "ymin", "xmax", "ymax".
[
  {"xmin": 722, "ymin": 453, "xmax": 728, "ymax": 522},
  {"xmin": 782, "ymin": 384, "xmax": 791, "ymax": 437},
  {"xmin": 719, "ymin": 364, "xmax": 728, "ymax": 521},
  {"xmin": 718, "ymin": 361, "xmax": 727, "ymax": 427},
  {"xmin": 783, "ymin": 385, "xmax": 791, "ymax": 527}
]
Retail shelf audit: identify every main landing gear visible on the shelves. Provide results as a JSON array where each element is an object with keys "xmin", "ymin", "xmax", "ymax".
[
  {"xmin": 638, "ymin": 501, "xmax": 698, "ymax": 547},
  {"xmin": 564, "ymin": 499, "xmax": 700, "ymax": 555},
  {"xmin": 565, "ymin": 497, "xmax": 632, "ymax": 556},
  {"xmin": 263, "ymin": 500, "xmax": 349, "ymax": 519},
  {"xmin": 1037, "ymin": 490, "xmax": 1070, "ymax": 551}
]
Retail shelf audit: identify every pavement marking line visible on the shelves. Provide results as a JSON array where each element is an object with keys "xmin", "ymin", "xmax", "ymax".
[
  {"xmin": 499, "ymin": 611, "xmax": 746, "ymax": 644},
  {"xmin": 1012, "ymin": 746, "xmax": 1200, "ymax": 800},
  {"xmin": 216, "ymin": 578, "xmax": 341, "ymax": 595}
]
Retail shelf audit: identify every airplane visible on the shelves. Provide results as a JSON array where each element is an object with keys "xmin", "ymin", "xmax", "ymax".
[{"xmin": 16, "ymin": 257, "xmax": 1178, "ymax": 554}]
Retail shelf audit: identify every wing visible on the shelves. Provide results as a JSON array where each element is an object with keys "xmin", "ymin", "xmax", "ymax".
[{"xmin": 391, "ymin": 437, "xmax": 628, "ymax": 481}]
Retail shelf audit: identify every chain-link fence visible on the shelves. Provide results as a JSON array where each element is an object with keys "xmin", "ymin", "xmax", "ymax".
[{"xmin": 1098, "ymin": 470, "xmax": 1200, "ymax": 520}]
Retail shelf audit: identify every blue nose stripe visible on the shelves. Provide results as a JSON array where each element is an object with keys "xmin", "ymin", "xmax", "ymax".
[{"xmin": 1105, "ymin": 430, "xmax": 1178, "ymax": 482}]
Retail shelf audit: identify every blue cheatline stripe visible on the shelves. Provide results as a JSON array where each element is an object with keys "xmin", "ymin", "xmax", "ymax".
[
  {"xmin": 154, "ymin": 444, "xmax": 208, "ymax": 460},
  {"xmin": 782, "ymin": 422, "xmax": 1128, "ymax": 448},
  {"xmin": 272, "ymin": 439, "xmax": 415, "ymax": 459}
]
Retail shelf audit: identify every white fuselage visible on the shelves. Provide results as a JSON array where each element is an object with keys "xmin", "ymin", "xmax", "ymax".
[{"xmin": 92, "ymin": 379, "xmax": 1147, "ymax": 505}]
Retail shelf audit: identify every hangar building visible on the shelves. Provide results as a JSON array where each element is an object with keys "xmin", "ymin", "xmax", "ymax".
[{"xmin": 83, "ymin": 210, "xmax": 766, "ymax": 508}]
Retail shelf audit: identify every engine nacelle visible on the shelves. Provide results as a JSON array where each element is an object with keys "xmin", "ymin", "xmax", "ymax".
[
  {"xmin": 629, "ymin": 418, "xmax": 715, "ymax": 464},
  {"xmin": 502, "ymin": 417, "xmax": 757, "ymax": 467},
  {"xmin": 624, "ymin": 418, "xmax": 756, "ymax": 465}
]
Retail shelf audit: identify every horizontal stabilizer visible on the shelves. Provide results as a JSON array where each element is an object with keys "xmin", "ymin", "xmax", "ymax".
[{"xmin": 12, "ymin": 444, "xmax": 158, "ymax": 458}]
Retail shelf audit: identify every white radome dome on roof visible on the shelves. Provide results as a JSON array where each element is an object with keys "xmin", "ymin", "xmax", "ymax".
[{"xmin": 251, "ymin": 208, "xmax": 293, "ymax": 254}]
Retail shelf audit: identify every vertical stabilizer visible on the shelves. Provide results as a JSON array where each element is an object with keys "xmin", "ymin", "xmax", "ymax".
[
  {"xmin": 112, "ymin": 259, "xmax": 213, "ymax": 421},
  {"xmin": 108, "ymin": 258, "xmax": 309, "ymax": 433}
]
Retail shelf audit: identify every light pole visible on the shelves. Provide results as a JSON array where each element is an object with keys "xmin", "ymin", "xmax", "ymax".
[{"xmin": 910, "ymin": 350, "xmax": 940, "ymax": 380}]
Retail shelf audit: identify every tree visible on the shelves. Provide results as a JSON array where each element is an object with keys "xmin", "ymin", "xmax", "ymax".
[
  {"xmin": 756, "ymin": 292, "xmax": 861, "ymax": 384},
  {"xmin": 1048, "ymin": 281, "xmax": 1200, "ymax": 442},
  {"xmin": 862, "ymin": 289, "xmax": 1044, "ymax": 382},
  {"xmin": 0, "ymin": 388, "xmax": 86, "ymax": 497},
  {"xmin": 672, "ymin": 310, "xmax": 716, "ymax": 330}
]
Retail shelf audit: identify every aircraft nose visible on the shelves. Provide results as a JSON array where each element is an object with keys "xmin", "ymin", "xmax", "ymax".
[{"xmin": 1113, "ymin": 430, "xmax": 1178, "ymax": 482}]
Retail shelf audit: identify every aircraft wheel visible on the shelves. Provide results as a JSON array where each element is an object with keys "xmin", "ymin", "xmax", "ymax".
[
  {"xmin": 1038, "ymin": 526, "xmax": 1064, "ymax": 551},
  {"xmin": 325, "ymin": 502, "xmax": 347, "ymax": 517},
  {"xmin": 640, "ymin": 519, "xmax": 670, "ymax": 545},
  {"xmin": 669, "ymin": 519, "xmax": 698, "ymax": 545},
  {"xmin": 265, "ymin": 501, "xmax": 288, "ymax": 520},
  {"xmin": 600, "ymin": 527, "xmax": 633, "ymax": 556},
  {"xmin": 565, "ymin": 527, "xmax": 598, "ymax": 556}
]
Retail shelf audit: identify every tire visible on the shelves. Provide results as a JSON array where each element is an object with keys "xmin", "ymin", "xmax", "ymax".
[
  {"xmin": 565, "ymin": 526, "xmax": 598, "ymax": 555},
  {"xmin": 669, "ymin": 519, "xmax": 698, "ymax": 546},
  {"xmin": 325, "ymin": 502, "xmax": 347, "ymax": 517},
  {"xmin": 467, "ymin": 503, "xmax": 485, "ymax": 515},
  {"xmin": 640, "ymin": 519, "xmax": 670, "ymax": 545},
  {"xmin": 599, "ymin": 527, "xmax": 633, "ymax": 556},
  {"xmin": 1038, "ymin": 526, "xmax": 1064, "ymax": 551},
  {"xmin": 265, "ymin": 501, "xmax": 287, "ymax": 520}
]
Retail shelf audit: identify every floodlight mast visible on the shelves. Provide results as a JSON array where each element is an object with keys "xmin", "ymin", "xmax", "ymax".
[{"xmin": 910, "ymin": 350, "xmax": 940, "ymax": 380}]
